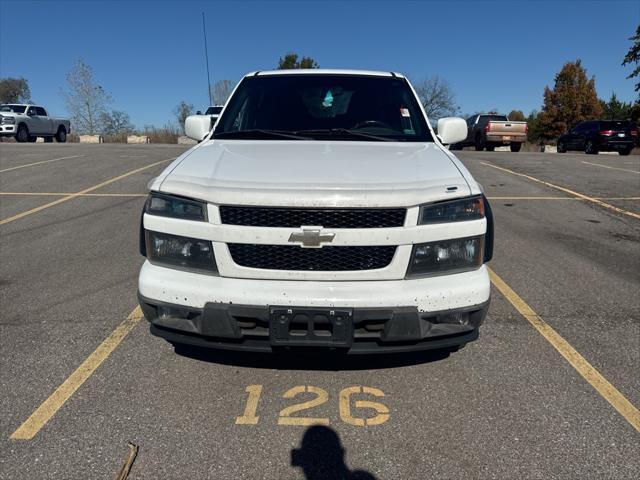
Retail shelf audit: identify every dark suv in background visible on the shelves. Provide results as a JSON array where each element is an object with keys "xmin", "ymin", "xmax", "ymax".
[{"xmin": 557, "ymin": 120, "xmax": 637, "ymax": 155}]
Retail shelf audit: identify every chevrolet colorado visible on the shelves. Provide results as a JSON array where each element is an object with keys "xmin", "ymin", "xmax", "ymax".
[
  {"xmin": 0, "ymin": 104, "xmax": 70, "ymax": 142},
  {"xmin": 138, "ymin": 70, "xmax": 493, "ymax": 354}
]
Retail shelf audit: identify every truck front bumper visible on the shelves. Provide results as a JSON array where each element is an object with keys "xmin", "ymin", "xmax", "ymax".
[
  {"xmin": 138, "ymin": 261, "xmax": 491, "ymax": 354},
  {"xmin": 0, "ymin": 125, "xmax": 16, "ymax": 136}
]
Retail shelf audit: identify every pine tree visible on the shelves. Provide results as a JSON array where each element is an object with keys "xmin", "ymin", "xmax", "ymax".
[{"xmin": 538, "ymin": 60, "xmax": 603, "ymax": 141}]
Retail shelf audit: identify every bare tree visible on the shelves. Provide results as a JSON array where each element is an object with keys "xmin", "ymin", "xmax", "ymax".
[
  {"xmin": 211, "ymin": 80, "xmax": 234, "ymax": 105},
  {"xmin": 100, "ymin": 110, "xmax": 134, "ymax": 135},
  {"xmin": 173, "ymin": 101, "xmax": 194, "ymax": 134},
  {"xmin": 61, "ymin": 60, "xmax": 112, "ymax": 134},
  {"xmin": 413, "ymin": 76, "xmax": 459, "ymax": 120}
]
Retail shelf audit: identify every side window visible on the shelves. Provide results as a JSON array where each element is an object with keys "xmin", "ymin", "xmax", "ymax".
[
  {"xmin": 36, "ymin": 107, "xmax": 47, "ymax": 116},
  {"xmin": 466, "ymin": 116, "xmax": 476, "ymax": 127},
  {"xmin": 28, "ymin": 107, "xmax": 37, "ymax": 116}
]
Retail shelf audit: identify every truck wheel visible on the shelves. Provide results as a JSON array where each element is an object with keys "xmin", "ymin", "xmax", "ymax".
[
  {"xmin": 619, "ymin": 147, "xmax": 632, "ymax": 156},
  {"xmin": 510, "ymin": 143, "xmax": 522, "ymax": 152},
  {"xmin": 55, "ymin": 127, "xmax": 67, "ymax": 143},
  {"xmin": 474, "ymin": 134, "xmax": 484, "ymax": 151},
  {"xmin": 557, "ymin": 141, "xmax": 566, "ymax": 153},
  {"xmin": 16, "ymin": 125, "xmax": 29, "ymax": 143},
  {"xmin": 585, "ymin": 140, "xmax": 598, "ymax": 155}
]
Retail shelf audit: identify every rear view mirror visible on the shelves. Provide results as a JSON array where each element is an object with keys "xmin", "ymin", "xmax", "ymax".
[
  {"xmin": 185, "ymin": 115, "xmax": 212, "ymax": 142},
  {"xmin": 437, "ymin": 117, "xmax": 467, "ymax": 145}
]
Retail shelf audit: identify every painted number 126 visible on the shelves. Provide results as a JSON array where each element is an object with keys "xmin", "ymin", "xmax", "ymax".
[{"xmin": 235, "ymin": 385, "xmax": 390, "ymax": 427}]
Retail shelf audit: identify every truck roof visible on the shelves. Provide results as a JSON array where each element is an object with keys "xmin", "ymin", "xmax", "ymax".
[{"xmin": 245, "ymin": 69, "xmax": 405, "ymax": 79}]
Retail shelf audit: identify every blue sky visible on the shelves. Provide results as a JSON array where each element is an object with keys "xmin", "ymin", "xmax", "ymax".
[{"xmin": 1, "ymin": 0, "xmax": 638, "ymax": 128}]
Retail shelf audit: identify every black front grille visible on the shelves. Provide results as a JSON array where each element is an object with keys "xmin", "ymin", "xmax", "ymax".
[
  {"xmin": 220, "ymin": 206, "xmax": 406, "ymax": 228},
  {"xmin": 228, "ymin": 244, "xmax": 396, "ymax": 271}
]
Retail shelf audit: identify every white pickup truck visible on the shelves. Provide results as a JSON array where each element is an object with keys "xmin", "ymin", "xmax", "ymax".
[
  {"xmin": 0, "ymin": 104, "xmax": 70, "ymax": 143},
  {"xmin": 184, "ymin": 105, "xmax": 224, "ymax": 141},
  {"xmin": 138, "ymin": 70, "xmax": 493, "ymax": 355}
]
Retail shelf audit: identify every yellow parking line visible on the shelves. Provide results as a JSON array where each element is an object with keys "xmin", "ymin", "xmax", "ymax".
[
  {"xmin": 488, "ymin": 268, "xmax": 640, "ymax": 433},
  {"xmin": 0, "ymin": 155, "xmax": 85, "ymax": 173},
  {"xmin": 486, "ymin": 196, "xmax": 640, "ymax": 201},
  {"xmin": 0, "ymin": 158, "xmax": 173, "ymax": 226},
  {"xmin": 0, "ymin": 192, "xmax": 146, "ymax": 197},
  {"xmin": 10, "ymin": 307, "xmax": 144, "ymax": 440},
  {"xmin": 581, "ymin": 161, "xmax": 640, "ymax": 174},
  {"xmin": 481, "ymin": 161, "xmax": 640, "ymax": 219}
]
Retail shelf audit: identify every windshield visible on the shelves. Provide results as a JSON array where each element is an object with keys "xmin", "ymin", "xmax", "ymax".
[
  {"xmin": 0, "ymin": 104, "xmax": 26, "ymax": 113},
  {"xmin": 205, "ymin": 106, "xmax": 223, "ymax": 115},
  {"xmin": 482, "ymin": 115, "xmax": 509, "ymax": 122},
  {"xmin": 214, "ymin": 74, "xmax": 433, "ymax": 142}
]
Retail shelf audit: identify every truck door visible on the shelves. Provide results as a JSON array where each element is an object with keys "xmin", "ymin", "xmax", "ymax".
[
  {"xmin": 27, "ymin": 106, "xmax": 45, "ymax": 134},
  {"xmin": 35, "ymin": 107, "xmax": 52, "ymax": 134}
]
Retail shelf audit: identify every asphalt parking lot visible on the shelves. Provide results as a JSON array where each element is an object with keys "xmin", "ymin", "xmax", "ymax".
[{"xmin": 0, "ymin": 143, "xmax": 638, "ymax": 479}]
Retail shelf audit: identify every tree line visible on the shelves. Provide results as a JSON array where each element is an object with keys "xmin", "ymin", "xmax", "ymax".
[{"xmin": 1, "ymin": 27, "xmax": 638, "ymax": 141}]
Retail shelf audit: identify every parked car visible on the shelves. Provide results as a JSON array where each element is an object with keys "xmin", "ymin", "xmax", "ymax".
[
  {"xmin": 557, "ymin": 120, "xmax": 637, "ymax": 156},
  {"xmin": 138, "ymin": 69, "xmax": 493, "ymax": 355},
  {"xmin": 0, "ymin": 104, "xmax": 70, "ymax": 143},
  {"xmin": 451, "ymin": 113, "xmax": 527, "ymax": 152},
  {"xmin": 185, "ymin": 105, "xmax": 224, "ymax": 141}
]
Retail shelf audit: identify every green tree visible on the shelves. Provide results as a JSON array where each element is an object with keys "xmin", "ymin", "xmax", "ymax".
[
  {"xmin": 61, "ymin": 60, "xmax": 112, "ymax": 134},
  {"xmin": 538, "ymin": 60, "xmax": 603, "ymax": 141},
  {"xmin": 622, "ymin": 25, "xmax": 640, "ymax": 97},
  {"xmin": 599, "ymin": 93, "xmax": 633, "ymax": 120},
  {"xmin": 525, "ymin": 110, "xmax": 544, "ymax": 144},
  {"xmin": 0, "ymin": 77, "xmax": 31, "ymax": 103},
  {"xmin": 507, "ymin": 110, "xmax": 526, "ymax": 121},
  {"xmin": 277, "ymin": 53, "xmax": 319, "ymax": 69}
]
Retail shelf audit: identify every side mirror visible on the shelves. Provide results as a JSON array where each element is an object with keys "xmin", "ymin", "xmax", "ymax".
[
  {"xmin": 185, "ymin": 114, "xmax": 212, "ymax": 141},
  {"xmin": 27, "ymin": 110, "xmax": 35, "ymax": 116},
  {"xmin": 437, "ymin": 117, "xmax": 467, "ymax": 145}
]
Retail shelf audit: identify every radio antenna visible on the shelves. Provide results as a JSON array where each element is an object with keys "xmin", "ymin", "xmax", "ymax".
[{"xmin": 202, "ymin": 12, "xmax": 212, "ymax": 106}]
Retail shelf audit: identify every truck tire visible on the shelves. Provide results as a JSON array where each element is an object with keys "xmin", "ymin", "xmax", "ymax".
[
  {"xmin": 55, "ymin": 127, "xmax": 67, "ymax": 143},
  {"xmin": 585, "ymin": 140, "xmax": 598, "ymax": 155},
  {"xmin": 474, "ymin": 134, "xmax": 484, "ymax": 151},
  {"xmin": 619, "ymin": 147, "xmax": 632, "ymax": 156},
  {"xmin": 510, "ymin": 143, "xmax": 522, "ymax": 152},
  {"xmin": 16, "ymin": 124, "xmax": 29, "ymax": 143},
  {"xmin": 557, "ymin": 141, "xmax": 566, "ymax": 153}
]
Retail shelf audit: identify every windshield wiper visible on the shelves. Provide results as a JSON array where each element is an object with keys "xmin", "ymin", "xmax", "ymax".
[
  {"xmin": 295, "ymin": 128, "xmax": 396, "ymax": 142},
  {"xmin": 213, "ymin": 129, "xmax": 312, "ymax": 140}
]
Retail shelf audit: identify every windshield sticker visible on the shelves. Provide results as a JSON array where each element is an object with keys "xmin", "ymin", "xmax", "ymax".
[
  {"xmin": 322, "ymin": 90, "xmax": 334, "ymax": 108},
  {"xmin": 400, "ymin": 108, "xmax": 410, "ymax": 117}
]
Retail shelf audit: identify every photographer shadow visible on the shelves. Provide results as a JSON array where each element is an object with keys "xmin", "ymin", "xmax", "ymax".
[{"xmin": 291, "ymin": 425, "xmax": 377, "ymax": 480}]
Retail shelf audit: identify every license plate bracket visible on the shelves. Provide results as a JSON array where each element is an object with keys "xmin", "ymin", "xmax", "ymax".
[{"xmin": 269, "ymin": 307, "xmax": 353, "ymax": 347}]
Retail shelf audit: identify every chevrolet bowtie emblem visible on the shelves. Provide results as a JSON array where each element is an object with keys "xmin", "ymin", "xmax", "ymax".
[{"xmin": 288, "ymin": 227, "xmax": 336, "ymax": 248}]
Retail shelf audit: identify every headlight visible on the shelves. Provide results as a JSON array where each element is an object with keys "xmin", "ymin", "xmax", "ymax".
[
  {"xmin": 145, "ymin": 192, "xmax": 207, "ymax": 221},
  {"xmin": 2, "ymin": 116, "xmax": 16, "ymax": 125},
  {"xmin": 407, "ymin": 236, "xmax": 483, "ymax": 277},
  {"xmin": 419, "ymin": 196, "xmax": 484, "ymax": 224},
  {"xmin": 146, "ymin": 230, "xmax": 217, "ymax": 274}
]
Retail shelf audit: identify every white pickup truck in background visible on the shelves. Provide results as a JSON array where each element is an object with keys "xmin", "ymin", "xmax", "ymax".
[
  {"xmin": 184, "ymin": 105, "xmax": 224, "ymax": 142},
  {"xmin": 0, "ymin": 104, "xmax": 70, "ymax": 143}
]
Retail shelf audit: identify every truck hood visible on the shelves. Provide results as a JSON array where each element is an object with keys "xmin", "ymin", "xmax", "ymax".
[{"xmin": 159, "ymin": 140, "xmax": 470, "ymax": 207}]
